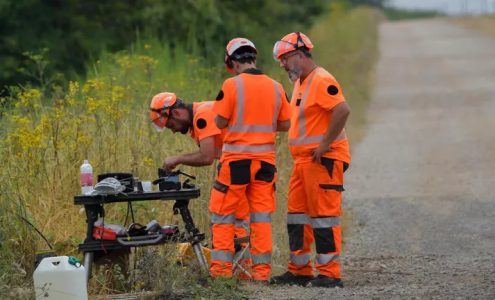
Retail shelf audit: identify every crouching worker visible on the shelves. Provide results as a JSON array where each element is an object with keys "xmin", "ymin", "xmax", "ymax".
[{"xmin": 149, "ymin": 92, "xmax": 252, "ymax": 277}]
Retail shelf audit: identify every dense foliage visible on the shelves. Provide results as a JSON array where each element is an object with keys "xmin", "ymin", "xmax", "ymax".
[{"xmin": 0, "ymin": 0, "xmax": 330, "ymax": 91}]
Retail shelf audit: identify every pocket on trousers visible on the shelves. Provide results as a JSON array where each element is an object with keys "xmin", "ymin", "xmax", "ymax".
[
  {"xmin": 317, "ymin": 184, "xmax": 343, "ymax": 216},
  {"xmin": 209, "ymin": 180, "xmax": 229, "ymax": 213},
  {"xmin": 255, "ymin": 161, "xmax": 277, "ymax": 182},
  {"xmin": 321, "ymin": 157, "xmax": 336, "ymax": 179},
  {"xmin": 229, "ymin": 159, "xmax": 252, "ymax": 185}
]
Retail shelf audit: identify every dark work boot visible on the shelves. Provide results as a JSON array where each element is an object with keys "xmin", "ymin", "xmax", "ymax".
[
  {"xmin": 306, "ymin": 275, "xmax": 343, "ymax": 288},
  {"xmin": 198, "ymin": 276, "xmax": 214, "ymax": 287},
  {"xmin": 269, "ymin": 271, "xmax": 314, "ymax": 286}
]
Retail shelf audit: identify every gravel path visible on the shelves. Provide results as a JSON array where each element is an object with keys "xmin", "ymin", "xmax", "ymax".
[{"xmin": 254, "ymin": 19, "xmax": 495, "ymax": 300}]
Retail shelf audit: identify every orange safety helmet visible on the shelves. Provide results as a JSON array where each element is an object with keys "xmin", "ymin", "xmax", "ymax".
[
  {"xmin": 273, "ymin": 31, "xmax": 313, "ymax": 61},
  {"xmin": 149, "ymin": 92, "xmax": 178, "ymax": 132},
  {"xmin": 224, "ymin": 37, "xmax": 257, "ymax": 73}
]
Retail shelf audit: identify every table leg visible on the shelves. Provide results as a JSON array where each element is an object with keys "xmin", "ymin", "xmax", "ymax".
[
  {"xmin": 84, "ymin": 204, "xmax": 101, "ymax": 242},
  {"xmin": 84, "ymin": 251, "xmax": 94, "ymax": 282}
]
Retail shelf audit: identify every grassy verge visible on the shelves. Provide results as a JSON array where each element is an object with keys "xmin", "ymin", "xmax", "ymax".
[
  {"xmin": 0, "ymin": 6, "xmax": 380, "ymax": 300},
  {"xmin": 450, "ymin": 15, "xmax": 495, "ymax": 37}
]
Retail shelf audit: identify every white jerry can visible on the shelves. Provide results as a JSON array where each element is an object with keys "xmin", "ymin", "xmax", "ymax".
[{"xmin": 33, "ymin": 256, "xmax": 88, "ymax": 300}]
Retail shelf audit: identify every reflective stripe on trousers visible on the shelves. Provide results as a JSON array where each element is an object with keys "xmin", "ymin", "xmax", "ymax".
[
  {"xmin": 252, "ymin": 253, "xmax": 271, "ymax": 265},
  {"xmin": 287, "ymin": 214, "xmax": 340, "ymax": 228},
  {"xmin": 234, "ymin": 247, "xmax": 252, "ymax": 260},
  {"xmin": 315, "ymin": 254, "xmax": 339, "ymax": 265},
  {"xmin": 212, "ymin": 213, "xmax": 236, "ymax": 224},
  {"xmin": 235, "ymin": 219, "xmax": 249, "ymax": 230},
  {"xmin": 312, "ymin": 216, "xmax": 340, "ymax": 228},
  {"xmin": 250, "ymin": 212, "xmax": 271, "ymax": 265},
  {"xmin": 250, "ymin": 212, "xmax": 271, "ymax": 223},
  {"xmin": 212, "ymin": 250, "xmax": 234, "ymax": 263},
  {"xmin": 290, "ymin": 253, "xmax": 311, "ymax": 266},
  {"xmin": 289, "ymin": 69, "xmax": 347, "ymax": 146},
  {"xmin": 287, "ymin": 213, "xmax": 311, "ymax": 225}
]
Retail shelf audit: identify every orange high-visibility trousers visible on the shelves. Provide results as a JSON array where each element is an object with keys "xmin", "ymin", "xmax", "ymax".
[
  {"xmin": 215, "ymin": 161, "xmax": 252, "ymax": 278},
  {"xmin": 287, "ymin": 158, "xmax": 348, "ymax": 279},
  {"xmin": 209, "ymin": 159, "xmax": 276, "ymax": 281},
  {"xmin": 232, "ymin": 192, "xmax": 252, "ymax": 279}
]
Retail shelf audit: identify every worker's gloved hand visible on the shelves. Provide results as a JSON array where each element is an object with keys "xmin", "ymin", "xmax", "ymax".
[{"xmin": 163, "ymin": 156, "xmax": 180, "ymax": 173}]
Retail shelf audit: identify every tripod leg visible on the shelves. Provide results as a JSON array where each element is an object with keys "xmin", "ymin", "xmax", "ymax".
[
  {"xmin": 232, "ymin": 244, "xmax": 253, "ymax": 279},
  {"xmin": 192, "ymin": 242, "xmax": 209, "ymax": 273},
  {"xmin": 84, "ymin": 251, "xmax": 94, "ymax": 282}
]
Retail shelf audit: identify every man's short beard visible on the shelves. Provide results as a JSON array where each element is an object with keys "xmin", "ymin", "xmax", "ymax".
[
  {"xmin": 287, "ymin": 63, "xmax": 302, "ymax": 84},
  {"xmin": 179, "ymin": 121, "xmax": 190, "ymax": 134},
  {"xmin": 172, "ymin": 117, "xmax": 190, "ymax": 134}
]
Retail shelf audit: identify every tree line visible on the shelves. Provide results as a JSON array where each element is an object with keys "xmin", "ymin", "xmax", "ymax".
[{"xmin": 0, "ymin": 0, "xmax": 387, "ymax": 92}]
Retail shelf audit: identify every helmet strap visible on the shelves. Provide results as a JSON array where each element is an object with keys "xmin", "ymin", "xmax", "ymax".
[{"xmin": 293, "ymin": 32, "xmax": 307, "ymax": 50}]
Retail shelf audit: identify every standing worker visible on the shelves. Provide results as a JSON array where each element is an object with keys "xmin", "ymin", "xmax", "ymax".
[
  {"xmin": 149, "ymin": 92, "xmax": 252, "ymax": 275},
  {"xmin": 208, "ymin": 37, "xmax": 292, "ymax": 282},
  {"xmin": 270, "ymin": 32, "xmax": 351, "ymax": 288}
]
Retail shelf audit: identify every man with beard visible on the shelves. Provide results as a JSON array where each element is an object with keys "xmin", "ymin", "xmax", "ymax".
[
  {"xmin": 149, "ymin": 92, "xmax": 221, "ymax": 172},
  {"xmin": 270, "ymin": 32, "xmax": 351, "ymax": 288},
  {"xmin": 149, "ymin": 92, "xmax": 252, "ymax": 277}
]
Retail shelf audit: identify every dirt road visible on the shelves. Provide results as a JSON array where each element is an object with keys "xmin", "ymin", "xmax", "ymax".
[{"xmin": 256, "ymin": 19, "xmax": 495, "ymax": 300}]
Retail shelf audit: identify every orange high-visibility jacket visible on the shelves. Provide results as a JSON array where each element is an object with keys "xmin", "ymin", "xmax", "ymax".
[
  {"xmin": 213, "ymin": 69, "xmax": 292, "ymax": 164},
  {"xmin": 188, "ymin": 101, "xmax": 225, "ymax": 159},
  {"xmin": 288, "ymin": 67, "xmax": 350, "ymax": 164}
]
